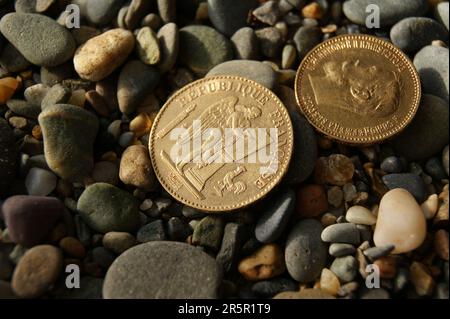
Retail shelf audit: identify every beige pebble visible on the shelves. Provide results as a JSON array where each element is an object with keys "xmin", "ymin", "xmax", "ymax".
[
  {"xmin": 103, "ymin": 231, "xmax": 137, "ymax": 254},
  {"xmin": 273, "ymin": 289, "xmax": 335, "ymax": 299},
  {"xmin": 129, "ymin": 113, "xmax": 153, "ymax": 138},
  {"xmin": 421, "ymin": 194, "xmax": 439, "ymax": 219},
  {"xmin": 67, "ymin": 89, "xmax": 86, "ymax": 107},
  {"xmin": 373, "ymin": 189, "xmax": 426, "ymax": 254},
  {"xmin": 434, "ymin": 229, "xmax": 449, "ymax": 261},
  {"xmin": 238, "ymin": 244, "xmax": 285, "ymax": 281},
  {"xmin": 319, "ymin": 268, "xmax": 340, "ymax": 296},
  {"xmin": 315, "ymin": 154, "xmax": 355, "ymax": 186},
  {"xmin": 119, "ymin": 145, "xmax": 157, "ymax": 191},
  {"xmin": 136, "ymin": 27, "xmax": 161, "ymax": 65},
  {"xmin": 74, "ymin": 29, "xmax": 135, "ymax": 81},
  {"xmin": 321, "ymin": 213, "xmax": 337, "ymax": 227},
  {"xmin": 410, "ymin": 262, "xmax": 435, "ymax": 296},
  {"xmin": 346, "ymin": 205, "xmax": 376, "ymax": 225}
]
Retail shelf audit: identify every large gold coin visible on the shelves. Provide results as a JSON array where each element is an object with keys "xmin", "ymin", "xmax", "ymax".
[
  {"xmin": 149, "ymin": 76, "xmax": 293, "ymax": 211},
  {"xmin": 295, "ymin": 34, "xmax": 421, "ymax": 144}
]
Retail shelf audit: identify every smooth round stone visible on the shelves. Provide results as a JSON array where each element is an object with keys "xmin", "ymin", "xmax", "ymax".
[
  {"xmin": 374, "ymin": 188, "xmax": 426, "ymax": 254},
  {"xmin": 443, "ymin": 145, "xmax": 449, "ymax": 176},
  {"xmin": 346, "ymin": 205, "xmax": 376, "ymax": 226},
  {"xmin": 390, "ymin": 17, "xmax": 448, "ymax": 53},
  {"xmin": 285, "ymin": 219, "xmax": 327, "ymax": 283},
  {"xmin": 77, "ymin": 183, "xmax": 141, "ymax": 233},
  {"xmin": 390, "ymin": 95, "xmax": 449, "ymax": 160},
  {"xmin": 11, "ymin": 245, "xmax": 62, "ymax": 298},
  {"xmin": 24, "ymin": 84, "xmax": 50, "ymax": 107},
  {"xmin": 0, "ymin": 43, "xmax": 32, "ymax": 72},
  {"xmin": 1, "ymin": 195, "xmax": 63, "ymax": 246},
  {"xmin": 330, "ymin": 256, "xmax": 358, "ymax": 283},
  {"xmin": 124, "ymin": 0, "xmax": 151, "ymax": 30},
  {"xmin": 41, "ymin": 84, "xmax": 71, "ymax": 110},
  {"xmin": 207, "ymin": 0, "xmax": 257, "ymax": 36},
  {"xmin": 255, "ymin": 189, "xmax": 295, "ymax": 243},
  {"xmin": 293, "ymin": 26, "xmax": 322, "ymax": 59},
  {"xmin": 38, "ymin": 104, "xmax": 99, "ymax": 182},
  {"xmin": 380, "ymin": 156, "xmax": 404, "ymax": 173},
  {"xmin": 382, "ymin": 173, "xmax": 427, "ymax": 203},
  {"xmin": 102, "ymin": 231, "xmax": 136, "ymax": 254},
  {"xmin": 414, "ymin": 46, "xmax": 449, "ymax": 101},
  {"xmin": 6, "ymin": 99, "xmax": 41, "ymax": 119},
  {"xmin": 238, "ymin": 244, "xmax": 285, "ymax": 281},
  {"xmin": 206, "ymin": 60, "xmax": 277, "ymax": 89},
  {"xmin": 136, "ymin": 27, "xmax": 160, "ymax": 65},
  {"xmin": 0, "ymin": 13, "xmax": 75, "ymax": 67},
  {"xmin": 179, "ymin": 25, "xmax": 234, "ymax": 76},
  {"xmin": 231, "ymin": 27, "xmax": 260, "ymax": 60},
  {"xmin": 343, "ymin": 0, "xmax": 428, "ymax": 27},
  {"xmin": 255, "ymin": 27, "xmax": 283, "ymax": 58},
  {"xmin": 157, "ymin": 22, "xmax": 179, "ymax": 73},
  {"xmin": 24, "ymin": 167, "xmax": 57, "ymax": 196},
  {"xmin": 329, "ymin": 243, "xmax": 356, "ymax": 257},
  {"xmin": 0, "ymin": 118, "xmax": 16, "ymax": 197},
  {"xmin": 321, "ymin": 223, "xmax": 361, "ymax": 245},
  {"xmin": 103, "ymin": 241, "xmax": 222, "ymax": 298},
  {"xmin": 117, "ymin": 60, "xmax": 160, "ymax": 114},
  {"xmin": 436, "ymin": 2, "xmax": 449, "ymax": 31},
  {"xmin": 74, "ymin": 29, "xmax": 135, "ymax": 82},
  {"xmin": 363, "ymin": 245, "xmax": 395, "ymax": 260},
  {"xmin": 157, "ymin": 0, "xmax": 176, "ymax": 23},
  {"xmin": 85, "ymin": 0, "xmax": 123, "ymax": 25}
]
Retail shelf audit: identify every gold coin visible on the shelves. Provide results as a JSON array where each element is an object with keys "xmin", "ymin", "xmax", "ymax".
[
  {"xmin": 295, "ymin": 34, "xmax": 421, "ymax": 144},
  {"xmin": 149, "ymin": 76, "xmax": 294, "ymax": 212}
]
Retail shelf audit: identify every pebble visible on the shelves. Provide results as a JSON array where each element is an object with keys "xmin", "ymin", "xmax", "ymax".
[
  {"xmin": 157, "ymin": 23, "xmax": 179, "ymax": 73},
  {"xmin": 414, "ymin": 46, "xmax": 449, "ymax": 101},
  {"xmin": 24, "ymin": 84, "xmax": 49, "ymax": 107},
  {"xmin": 315, "ymin": 154, "xmax": 355, "ymax": 186},
  {"xmin": 92, "ymin": 161, "xmax": 119, "ymax": 185},
  {"xmin": 421, "ymin": 194, "xmax": 439, "ymax": 219},
  {"xmin": 157, "ymin": 0, "xmax": 176, "ymax": 23},
  {"xmin": 345, "ymin": 205, "xmax": 376, "ymax": 226},
  {"xmin": 281, "ymin": 44, "xmax": 297, "ymax": 69},
  {"xmin": 296, "ymin": 184, "xmax": 328, "ymax": 218},
  {"xmin": 330, "ymin": 256, "xmax": 358, "ymax": 283},
  {"xmin": 390, "ymin": 17, "xmax": 448, "ymax": 53},
  {"xmin": 40, "ymin": 63, "xmax": 74, "ymax": 86},
  {"xmin": 59, "ymin": 236, "xmax": 85, "ymax": 259},
  {"xmin": 382, "ymin": 173, "xmax": 427, "ymax": 203},
  {"xmin": 216, "ymin": 222, "xmax": 247, "ymax": 273},
  {"xmin": 0, "ymin": 77, "xmax": 20, "ymax": 105},
  {"xmin": 206, "ymin": 60, "xmax": 277, "ymax": 89},
  {"xmin": 77, "ymin": 183, "xmax": 141, "ymax": 233},
  {"xmin": 360, "ymin": 288, "xmax": 389, "ymax": 299},
  {"xmin": 327, "ymin": 186, "xmax": 343, "ymax": 208},
  {"xmin": 124, "ymin": 0, "xmax": 151, "ymax": 30},
  {"xmin": 238, "ymin": 244, "xmax": 286, "ymax": 281},
  {"xmin": 119, "ymin": 145, "xmax": 157, "ymax": 191},
  {"xmin": 2, "ymin": 195, "xmax": 63, "ymax": 247},
  {"xmin": 6, "ymin": 99, "xmax": 41, "ymax": 119},
  {"xmin": 85, "ymin": 0, "xmax": 123, "ymax": 25},
  {"xmin": 251, "ymin": 277, "xmax": 297, "ymax": 298},
  {"xmin": 41, "ymin": 84, "xmax": 71, "ymax": 111},
  {"xmin": 207, "ymin": 0, "xmax": 257, "ymax": 36},
  {"xmin": 24, "ymin": 167, "xmax": 57, "ymax": 196},
  {"xmin": 390, "ymin": 95, "xmax": 449, "ymax": 160},
  {"xmin": 302, "ymin": 2, "xmax": 324, "ymax": 19},
  {"xmin": 425, "ymin": 157, "xmax": 447, "ymax": 181},
  {"xmin": 0, "ymin": 13, "xmax": 76, "ymax": 67},
  {"xmin": 285, "ymin": 219, "xmax": 327, "ymax": 282},
  {"xmin": 137, "ymin": 220, "xmax": 166, "ymax": 243},
  {"xmin": 255, "ymin": 27, "xmax": 283, "ymax": 58},
  {"xmin": 273, "ymin": 289, "xmax": 335, "ymax": 299},
  {"xmin": 0, "ymin": 43, "xmax": 31, "ymax": 72},
  {"xmin": 434, "ymin": 229, "xmax": 449, "ymax": 261},
  {"xmin": 363, "ymin": 245, "xmax": 395, "ymax": 261},
  {"xmin": 321, "ymin": 223, "xmax": 361, "ymax": 245},
  {"xmin": 436, "ymin": 2, "xmax": 449, "ymax": 31},
  {"xmin": 320, "ymin": 268, "xmax": 340, "ymax": 296},
  {"xmin": 374, "ymin": 189, "xmax": 426, "ymax": 254},
  {"xmin": 92, "ymin": 246, "xmax": 116, "ymax": 269},
  {"xmin": 117, "ymin": 60, "xmax": 160, "ymax": 114},
  {"xmin": 410, "ymin": 262, "xmax": 435, "ymax": 296},
  {"xmin": 118, "ymin": 132, "xmax": 135, "ymax": 148},
  {"xmin": 380, "ymin": 156, "xmax": 404, "ymax": 173},
  {"xmin": 293, "ymin": 26, "xmax": 322, "ymax": 59},
  {"xmin": 102, "ymin": 231, "xmax": 136, "ymax": 255},
  {"xmin": 343, "ymin": 0, "xmax": 428, "ymax": 27},
  {"xmin": 103, "ymin": 241, "xmax": 222, "ymax": 298},
  {"xmin": 231, "ymin": 27, "xmax": 260, "ymax": 60},
  {"xmin": 74, "ymin": 29, "xmax": 135, "ymax": 82},
  {"xmin": 129, "ymin": 113, "xmax": 152, "ymax": 137},
  {"xmin": 255, "ymin": 189, "xmax": 295, "ymax": 243},
  {"xmin": 253, "ymin": 1, "xmax": 281, "ymax": 26},
  {"xmin": 11, "ymin": 245, "xmax": 62, "ymax": 298},
  {"xmin": 329, "ymin": 243, "xmax": 356, "ymax": 257},
  {"xmin": 179, "ymin": 25, "xmax": 233, "ymax": 76},
  {"xmin": 136, "ymin": 27, "xmax": 160, "ymax": 65},
  {"xmin": 167, "ymin": 217, "xmax": 192, "ymax": 242},
  {"xmin": 192, "ymin": 216, "xmax": 224, "ymax": 252},
  {"xmin": 141, "ymin": 13, "xmax": 162, "ymax": 30},
  {"xmin": 38, "ymin": 104, "xmax": 99, "ymax": 182}
]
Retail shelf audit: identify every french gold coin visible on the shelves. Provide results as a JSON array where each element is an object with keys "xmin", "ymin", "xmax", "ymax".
[
  {"xmin": 295, "ymin": 34, "xmax": 421, "ymax": 144},
  {"xmin": 149, "ymin": 76, "xmax": 294, "ymax": 212}
]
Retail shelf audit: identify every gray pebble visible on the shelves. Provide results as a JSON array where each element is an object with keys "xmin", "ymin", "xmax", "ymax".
[
  {"xmin": 141, "ymin": 13, "xmax": 162, "ymax": 30},
  {"xmin": 92, "ymin": 247, "xmax": 116, "ymax": 269},
  {"xmin": 137, "ymin": 220, "xmax": 166, "ymax": 243},
  {"xmin": 207, "ymin": 0, "xmax": 257, "ymax": 36},
  {"xmin": 329, "ymin": 243, "xmax": 356, "ymax": 257},
  {"xmin": 293, "ymin": 26, "xmax": 322, "ymax": 59},
  {"xmin": 0, "ymin": 43, "xmax": 31, "ymax": 72},
  {"xmin": 357, "ymin": 225, "xmax": 372, "ymax": 243},
  {"xmin": 124, "ymin": 0, "xmax": 151, "ymax": 30},
  {"xmin": 380, "ymin": 156, "xmax": 404, "ymax": 173},
  {"xmin": 321, "ymin": 223, "xmax": 361, "ymax": 245},
  {"xmin": 6, "ymin": 99, "xmax": 40, "ymax": 119},
  {"xmin": 24, "ymin": 84, "xmax": 50, "ymax": 107},
  {"xmin": 255, "ymin": 27, "xmax": 283, "ymax": 58},
  {"xmin": 363, "ymin": 245, "xmax": 395, "ymax": 260},
  {"xmin": 436, "ymin": 2, "xmax": 449, "ymax": 31},
  {"xmin": 330, "ymin": 256, "xmax": 359, "ymax": 283},
  {"xmin": 253, "ymin": 1, "xmax": 281, "ymax": 26},
  {"xmin": 157, "ymin": 23, "xmax": 179, "ymax": 73},
  {"xmin": 157, "ymin": 0, "xmax": 176, "ymax": 23},
  {"xmin": 167, "ymin": 217, "xmax": 192, "ymax": 242},
  {"xmin": 41, "ymin": 84, "xmax": 71, "ymax": 110},
  {"xmin": 382, "ymin": 173, "xmax": 427, "ymax": 203},
  {"xmin": 40, "ymin": 63, "xmax": 74, "ymax": 86},
  {"xmin": 85, "ymin": 0, "xmax": 123, "ymax": 25},
  {"xmin": 216, "ymin": 222, "xmax": 247, "ymax": 273},
  {"xmin": 425, "ymin": 157, "xmax": 447, "ymax": 181},
  {"xmin": 231, "ymin": 27, "xmax": 260, "ymax": 60}
]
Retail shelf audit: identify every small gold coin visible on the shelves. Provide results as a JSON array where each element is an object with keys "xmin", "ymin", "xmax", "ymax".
[
  {"xmin": 295, "ymin": 34, "xmax": 421, "ymax": 144},
  {"xmin": 149, "ymin": 76, "xmax": 293, "ymax": 211}
]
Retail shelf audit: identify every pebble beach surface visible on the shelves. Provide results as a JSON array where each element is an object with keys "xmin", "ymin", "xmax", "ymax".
[{"xmin": 0, "ymin": 0, "xmax": 449, "ymax": 300}]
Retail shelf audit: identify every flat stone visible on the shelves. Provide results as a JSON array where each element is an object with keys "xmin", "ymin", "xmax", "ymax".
[
  {"xmin": 216, "ymin": 222, "xmax": 247, "ymax": 273},
  {"xmin": 179, "ymin": 25, "xmax": 234, "ymax": 76},
  {"xmin": 382, "ymin": 173, "xmax": 427, "ymax": 203},
  {"xmin": 346, "ymin": 205, "xmax": 376, "ymax": 225},
  {"xmin": 0, "ymin": 13, "xmax": 75, "ymax": 67},
  {"xmin": 231, "ymin": 27, "xmax": 260, "ymax": 60},
  {"xmin": 103, "ymin": 241, "xmax": 222, "ymax": 298},
  {"xmin": 6, "ymin": 99, "xmax": 40, "ymax": 119},
  {"xmin": 102, "ymin": 231, "xmax": 136, "ymax": 254},
  {"xmin": 157, "ymin": 22, "xmax": 179, "ymax": 73},
  {"xmin": 329, "ymin": 243, "xmax": 356, "ymax": 257},
  {"xmin": 136, "ymin": 27, "xmax": 160, "ymax": 65},
  {"xmin": 77, "ymin": 183, "xmax": 141, "ymax": 233},
  {"xmin": 38, "ymin": 104, "xmax": 99, "ymax": 182},
  {"xmin": 321, "ymin": 223, "xmax": 361, "ymax": 245},
  {"xmin": 285, "ymin": 219, "xmax": 327, "ymax": 282},
  {"xmin": 207, "ymin": 0, "xmax": 257, "ymax": 36},
  {"xmin": 206, "ymin": 60, "xmax": 277, "ymax": 89},
  {"xmin": 374, "ymin": 188, "xmax": 427, "ymax": 254},
  {"xmin": 363, "ymin": 245, "xmax": 395, "ymax": 260},
  {"xmin": 255, "ymin": 189, "xmax": 295, "ymax": 243},
  {"xmin": 330, "ymin": 256, "xmax": 358, "ymax": 283},
  {"xmin": 85, "ymin": 0, "xmax": 123, "ymax": 25}
]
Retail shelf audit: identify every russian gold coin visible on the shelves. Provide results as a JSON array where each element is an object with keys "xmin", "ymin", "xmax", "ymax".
[
  {"xmin": 295, "ymin": 34, "xmax": 421, "ymax": 144},
  {"xmin": 149, "ymin": 76, "xmax": 294, "ymax": 212}
]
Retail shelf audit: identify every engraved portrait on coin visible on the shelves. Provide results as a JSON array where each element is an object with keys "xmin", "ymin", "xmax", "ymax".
[{"xmin": 149, "ymin": 76, "xmax": 293, "ymax": 211}]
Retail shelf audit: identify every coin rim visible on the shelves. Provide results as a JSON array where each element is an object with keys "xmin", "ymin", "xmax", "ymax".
[
  {"xmin": 294, "ymin": 34, "xmax": 421, "ymax": 144},
  {"xmin": 149, "ymin": 75, "xmax": 294, "ymax": 212}
]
